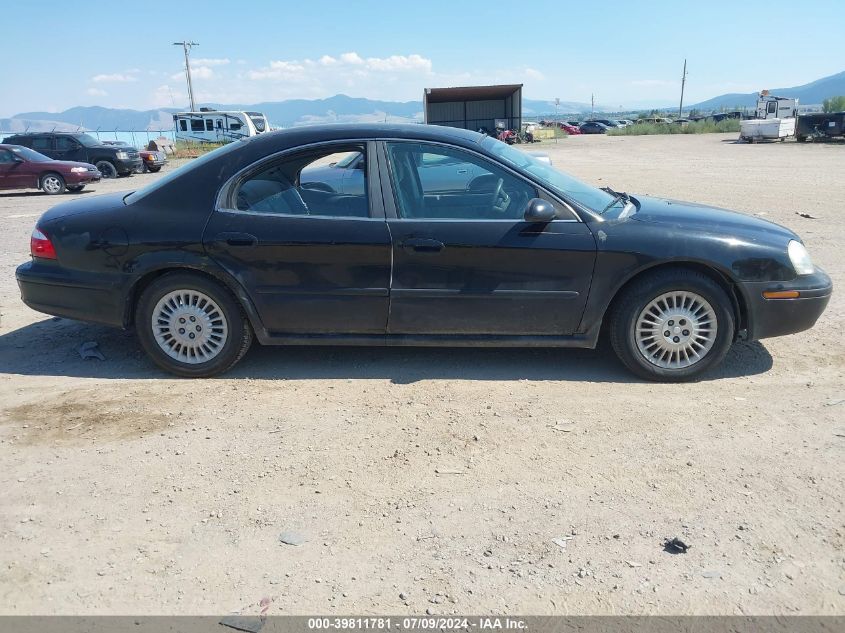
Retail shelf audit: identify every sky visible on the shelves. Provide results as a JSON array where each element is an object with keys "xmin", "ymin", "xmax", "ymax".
[{"xmin": 2, "ymin": 0, "xmax": 843, "ymax": 117}]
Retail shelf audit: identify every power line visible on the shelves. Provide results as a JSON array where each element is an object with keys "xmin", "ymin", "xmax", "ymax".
[{"xmin": 173, "ymin": 41, "xmax": 199, "ymax": 111}]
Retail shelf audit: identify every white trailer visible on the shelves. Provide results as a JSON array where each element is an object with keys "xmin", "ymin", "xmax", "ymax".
[
  {"xmin": 173, "ymin": 109, "xmax": 270, "ymax": 143},
  {"xmin": 740, "ymin": 91, "xmax": 798, "ymax": 142}
]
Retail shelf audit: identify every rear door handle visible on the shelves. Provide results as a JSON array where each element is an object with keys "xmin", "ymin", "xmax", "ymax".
[
  {"xmin": 400, "ymin": 238, "xmax": 445, "ymax": 253},
  {"xmin": 214, "ymin": 232, "xmax": 258, "ymax": 246}
]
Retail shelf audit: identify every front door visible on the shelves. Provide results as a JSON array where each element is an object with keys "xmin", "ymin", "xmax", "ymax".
[
  {"xmin": 203, "ymin": 141, "xmax": 392, "ymax": 335},
  {"xmin": 381, "ymin": 141, "xmax": 596, "ymax": 335},
  {"xmin": 0, "ymin": 149, "xmax": 30, "ymax": 189},
  {"xmin": 54, "ymin": 136, "xmax": 85, "ymax": 162}
]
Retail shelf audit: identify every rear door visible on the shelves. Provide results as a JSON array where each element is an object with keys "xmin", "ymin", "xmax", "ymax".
[
  {"xmin": 203, "ymin": 141, "xmax": 392, "ymax": 335},
  {"xmin": 30, "ymin": 136, "xmax": 57, "ymax": 158},
  {"xmin": 379, "ymin": 140, "xmax": 596, "ymax": 336}
]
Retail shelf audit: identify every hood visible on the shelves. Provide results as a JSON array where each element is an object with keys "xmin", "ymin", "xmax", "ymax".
[
  {"xmin": 631, "ymin": 195, "xmax": 798, "ymax": 243},
  {"xmin": 39, "ymin": 191, "xmax": 130, "ymax": 224},
  {"xmin": 45, "ymin": 160, "xmax": 98, "ymax": 170}
]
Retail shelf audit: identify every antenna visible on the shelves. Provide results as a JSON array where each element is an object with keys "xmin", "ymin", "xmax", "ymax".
[
  {"xmin": 679, "ymin": 59, "xmax": 688, "ymax": 118},
  {"xmin": 173, "ymin": 40, "xmax": 199, "ymax": 111}
]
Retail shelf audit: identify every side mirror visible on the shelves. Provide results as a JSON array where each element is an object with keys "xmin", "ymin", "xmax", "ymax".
[
  {"xmin": 12, "ymin": 155, "xmax": 24, "ymax": 163},
  {"xmin": 523, "ymin": 198, "xmax": 557, "ymax": 223}
]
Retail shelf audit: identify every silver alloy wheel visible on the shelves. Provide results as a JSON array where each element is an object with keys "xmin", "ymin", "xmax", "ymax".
[
  {"xmin": 634, "ymin": 290, "xmax": 717, "ymax": 369},
  {"xmin": 42, "ymin": 175, "xmax": 62, "ymax": 194},
  {"xmin": 151, "ymin": 289, "xmax": 228, "ymax": 364}
]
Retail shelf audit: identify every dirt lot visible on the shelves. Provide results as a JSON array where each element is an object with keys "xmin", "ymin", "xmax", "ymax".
[{"xmin": 0, "ymin": 133, "xmax": 843, "ymax": 615}]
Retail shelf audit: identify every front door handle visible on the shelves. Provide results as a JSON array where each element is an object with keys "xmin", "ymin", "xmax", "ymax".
[
  {"xmin": 400, "ymin": 238, "xmax": 445, "ymax": 253},
  {"xmin": 214, "ymin": 232, "xmax": 258, "ymax": 246}
]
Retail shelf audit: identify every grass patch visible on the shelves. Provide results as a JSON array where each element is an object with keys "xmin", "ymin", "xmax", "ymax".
[
  {"xmin": 172, "ymin": 141, "xmax": 230, "ymax": 158},
  {"xmin": 608, "ymin": 119, "xmax": 741, "ymax": 136}
]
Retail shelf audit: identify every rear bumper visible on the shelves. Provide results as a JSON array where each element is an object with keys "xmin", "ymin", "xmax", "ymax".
[
  {"xmin": 16, "ymin": 260, "xmax": 125, "ymax": 327},
  {"xmin": 742, "ymin": 268, "xmax": 833, "ymax": 341}
]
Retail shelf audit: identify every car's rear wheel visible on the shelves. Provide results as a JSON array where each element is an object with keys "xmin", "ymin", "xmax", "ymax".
[
  {"xmin": 41, "ymin": 173, "xmax": 66, "ymax": 195},
  {"xmin": 135, "ymin": 273, "xmax": 253, "ymax": 377},
  {"xmin": 95, "ymin": 160, "xmax": 117, "ymax": 178},
  {"xmin": 609, "ymin": 269, "xmax": 735, "ymax": 381}
]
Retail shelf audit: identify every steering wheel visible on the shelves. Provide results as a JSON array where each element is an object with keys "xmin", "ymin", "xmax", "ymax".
[{"xmin": 490, "ymin": 178, "xmax": 510, "ymax": 213}]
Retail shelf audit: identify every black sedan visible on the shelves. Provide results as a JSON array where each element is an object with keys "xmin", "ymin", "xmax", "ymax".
[
  {"xmin": 579, "ymin": 121, "xmax": 609, "ymax": 134},
  {"xmin": 16, "ymin": 124, "xmax": 832, "ymax": 381}
]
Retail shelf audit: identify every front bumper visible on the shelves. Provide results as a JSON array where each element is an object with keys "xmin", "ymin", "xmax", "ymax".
[
  {"xmin": 66, "ymin": 171, "xmax": 101, "ymax": 185},
  {"xmin": 16, "ymin": 260, "xmax": 125, "ymax": 327},
  {"xmin": 143, "ymin": 155, "xmax": 167, "ymax": 167},
  {"xmin": 741, "ymin": 267, "xmax": 833, "ymax": 341},
  {"xmin": 114, "ymin": 157, "xmax": 143, "ymax": 174}
]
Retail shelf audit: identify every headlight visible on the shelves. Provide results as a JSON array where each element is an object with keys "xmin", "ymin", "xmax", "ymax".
[
  {"xmin": 115, "ymin": 151, "xmax": 129, "ymax": 160},
  {"xmin": 788, "ymin": 240, "xmax": 814, "ymax": 275},
  {"xmin": 70, "ymin": 167, "xmax": 88, "ymax": 173}
]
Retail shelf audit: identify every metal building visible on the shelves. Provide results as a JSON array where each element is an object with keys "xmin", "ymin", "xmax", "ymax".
[{"xmin": 423, "ymin": 84, "xmax": 522, "ymax": 132}]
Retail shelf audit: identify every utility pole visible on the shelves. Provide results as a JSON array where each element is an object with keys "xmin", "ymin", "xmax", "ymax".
[
  {"xmin": 591, "ymin": 93, "xmax": 595, "ymax": 118},
  {"xmin": 679, "ymin": 58, "xmax": 687, "ymax": 118},
  {"xmin": 173, "ymin": 40, "xmax": 199, "ymax": 111}
]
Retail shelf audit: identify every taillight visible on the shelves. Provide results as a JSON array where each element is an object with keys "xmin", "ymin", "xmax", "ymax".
[{"xmin": 30, "ymin": 228, "xmax": 57, "ymax": 260}]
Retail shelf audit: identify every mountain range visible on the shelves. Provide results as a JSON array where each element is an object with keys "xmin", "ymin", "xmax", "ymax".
[
  {"xmin": 3, "ymin": 70, "xmax": 844, "ymax": 133},
  {"xmin": 689, "ymin": 70, "xmax": 845, "ymax": 110}
]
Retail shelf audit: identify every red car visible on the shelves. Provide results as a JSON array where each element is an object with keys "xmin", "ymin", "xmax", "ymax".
[
  {"xmin": 560, "ymin": 123, "xmax": 582, "ymax": 135},
  {"xmin": 0, "ymin": 144, "xmax": 100, "ymax": 194}
]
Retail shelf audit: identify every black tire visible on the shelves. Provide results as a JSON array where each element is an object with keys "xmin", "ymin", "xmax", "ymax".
[
  {"xmin": 95, "ymin": 160, "xmax": 117, "ymax": 179},
  {"xmin": 609, "ymin": 269, "xmax": 735, "ymax": 382},
  {"xmin": 147, "ymin": 165, "xmax": 162, "ymax": 173},
  {"xmin": 67, "ymin": 185, "xmax": 85, "ymax": 192},
  {"xmin": 135, "ymin": 272, "xmax": 253, "ymax": 377},
  {"xmin": 40, "ymin": 172, "xmax": 66, "ymax": 195}
]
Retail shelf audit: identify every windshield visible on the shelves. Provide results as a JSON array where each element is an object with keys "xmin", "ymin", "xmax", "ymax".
[
  {"xmin": 481, "ymin": 136, "xmax": 617, "ymax": 213},
  {"xmin": 124, "ymin": 140, "xmax": 244, "ymax": 205},
  {"xmin": 76, "ymin": 133, "xmax": 104, "ymax": 147},
  {"xmin": 10, "ymin": 146, "xmax": 51, "ymax": 162}
]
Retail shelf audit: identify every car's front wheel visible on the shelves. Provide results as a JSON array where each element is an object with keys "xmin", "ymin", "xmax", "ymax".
[
  {"xmin": 41, "ymin": 173, "xmax": 66, "ymax": 195},
  {"xmin": 95, "ymin": 160, "xmax": 117, "ymax": 178},
  {"xmin": 609, "ymin": 269, "xmax": 735, "ymax": 381},
  {"xmin": 135, "ymin": 272, "xmax": 253, "ymax": 377}
]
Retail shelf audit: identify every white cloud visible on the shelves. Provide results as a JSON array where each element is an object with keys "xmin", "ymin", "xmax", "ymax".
[
  {"xmin": 91, "ymin": 72, "xmax": 138, "ymax": 83},
  {"xmin": 524, "ymin": 67, "xmax": 544, "ymax": 81},
  {"xmin": 365, "ymin": 54, "xmax": 431, "ymax": 72},
  {"xmin": 340, "ymin": 52, "xmax": 364, "ymax": 65},
  {"xmin": 170, "ymin": 66, "xmax": 214, "ymax": 81},
  {"xmin": 86, "ymin": 87, "xmax": 108, "ymax": 97},
  {"xmin": 630, "ymin": 79, "xmax": 674, "ymax": 87},
  {"xmin": 192, "ymin": 57, "xmax": 230, "ymax": 67}
]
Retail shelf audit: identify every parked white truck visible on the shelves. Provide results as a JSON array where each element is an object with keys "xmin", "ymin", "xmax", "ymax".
[{"xmin": 740, "ymin": 91, "xmax": 797, "ymax": 142}]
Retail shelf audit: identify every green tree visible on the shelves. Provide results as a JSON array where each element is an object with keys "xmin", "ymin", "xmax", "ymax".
[{"xmin": 822, "ymin": 96, "xmax": 845, "ymax": 112}]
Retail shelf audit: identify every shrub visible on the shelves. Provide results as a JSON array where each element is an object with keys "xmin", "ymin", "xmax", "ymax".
[{"xmin": 608, "ymin": 119, "xmax": 741, "ymax": 136}]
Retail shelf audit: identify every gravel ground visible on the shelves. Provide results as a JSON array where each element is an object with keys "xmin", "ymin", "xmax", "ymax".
[{"xmin": 0, "ymin": 133, "xmax": 842, "ymax": 615}]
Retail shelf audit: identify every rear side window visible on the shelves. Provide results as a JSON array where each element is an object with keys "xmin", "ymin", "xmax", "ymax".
[
  {"xmin": 233, "ymin": 145, "xmax": 369, "ymax": 218},
  {"xmin": 55, "ymin": 137, "xmax": 79, "ymax": 150},
  {"xmin": 190, "ymin": 119, "xmax": 204, "ymax": 132},
  {"xmin": 0, "ymin": 149, "xmax": 13, "ymax": 163},
  {"xmin": 31, "ymin": 137, "xmax": 52, "ymax": 151},
  {"xmin": 179, "ymin": 120, "xmax": 188, "ymax": 131},
  {"xmin": 206, "ymin": 119, "xmax": 214, "ymax": 131}
]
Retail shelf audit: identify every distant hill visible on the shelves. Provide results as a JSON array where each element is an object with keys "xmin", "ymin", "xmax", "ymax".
[
  {"xmin": 691, "ymin": 70, "xmax": 845, "ymax": 110},
  {"xmin": 5, "ymin": 93, "xmax": 608, "ymax": 132}
]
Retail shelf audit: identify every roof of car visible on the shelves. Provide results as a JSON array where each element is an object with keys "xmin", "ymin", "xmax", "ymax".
[{"xmin": 250, "ymin": 123, "xmax": 486, "ymax": 148}]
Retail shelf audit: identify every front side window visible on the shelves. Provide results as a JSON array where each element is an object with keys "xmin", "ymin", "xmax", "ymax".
[
  {"xmin": 179, "ymin": 120, "xmax": 188, "ymax": 131},
  {"xmin": 481, "ymin": 135, "xmax": 616, "ymax": 214},
  {"xmin": 385, "ymin": 142, "xmax": 535, "ymax": 220},
  {"xmin": 233, "ymin": 145, "xmax": 369, "ymax": 218},
  {"xmin": 55, "ymin": 137, "xmax": 79, "ymax": 150}
]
